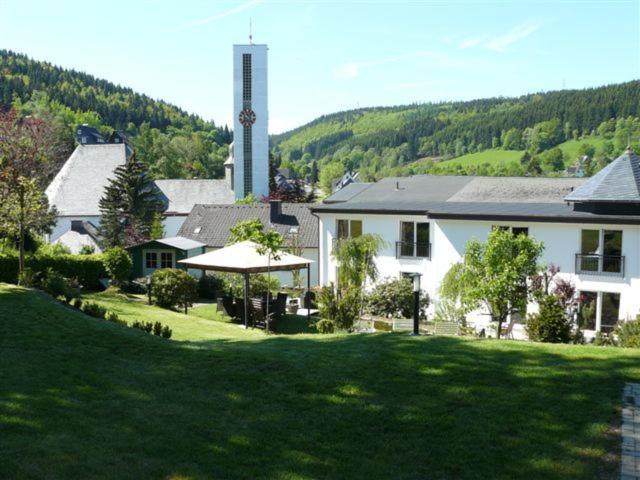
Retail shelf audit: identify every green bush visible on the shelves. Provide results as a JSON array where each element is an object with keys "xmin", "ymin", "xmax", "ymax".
[
  {"xmin": 366, "ymin": 277, "xmax": 429, "ymax": 318},
  {"xmin": 79, "ymin": 245, "xmax": 96, "ymax": 255},
  {"xmin": 315, "ymin": 318, "xmax": 336, "ymax": 334},
  {"xmin": 72, "ymin": 298, "xmax": 83, "ymax": 309},
  {"xmin": 198, "ymin": 274, "xmax": 226, "ymax": 300},
  {"xmin": 150, "ymin": 269, "xmax": 198, "ymax": 310},
  {"xmin": 81, "ymin": 301, "xmax": 107, "ymax": 319},
  {"xmin": 615, "ymin": 320, "xmax": 640, "ymax": 348},
  {"xmin": 219, "ymin": 272, "xmax": 279, "ymax": 297},
  {"xmin": 593, "ymin": 331, "xmax": 617, "ymax": 347},
  {"xmin": 43, "ymin": 269, "xmax": 68, "ymax": 298},
  {"xmin": 105, "ymin": 310, "xmax": 126, "ymax": 326},
  {"xmin": 0, "ymin": 252, "xmax": 106, "ymax": 290},
  {"xmin": 132, "ymin": 321, "xmax": 154, "ymax": 333},
  {"xmin": 17, "ymin": 267, "xmax": 37, "ymax": 287},
  {"xmin": 153, "ymin": 322, "xmax": 162, "ymax": 336},
  {"xmin": 102, "ymin": 247, "xmax": 132, "ymax": 287},
  {"xmin": 161, "ymin": 325, "xmax": 173, "ymax": 339},
  {"xmin": 525, "ymin": 295, "xmax": 572, "ymax": 343},
  {"xmin": 317, "ymin": 284, "xmax": 360, "ymax": 331}
]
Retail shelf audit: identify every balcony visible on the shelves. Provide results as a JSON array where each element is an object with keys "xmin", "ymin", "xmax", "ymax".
[
  {"xmin": 396, "ymin": 242, "xmax": 431, "ymax": 259},
  {"xmin": 575, "ymin": 254, "xmax": 625, "ymax": 277}
]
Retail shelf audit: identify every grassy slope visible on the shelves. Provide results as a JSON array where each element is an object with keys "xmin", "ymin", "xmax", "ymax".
[
  {"xmin": 2, "ymin": 284, "xmax": 640, "ymax": 479},
  {"xmin": 418, "ymin": 135, "xmax": 608, "ymax": 172}
]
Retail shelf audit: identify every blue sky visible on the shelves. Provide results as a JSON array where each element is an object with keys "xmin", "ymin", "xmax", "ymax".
[{"xmin": 1, "ymin": 0, "xmax": 638, "ymax": 133}]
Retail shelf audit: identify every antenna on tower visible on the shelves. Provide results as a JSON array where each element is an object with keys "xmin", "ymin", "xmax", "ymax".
[{"xmin": 249, "ymin": 18, "xmax": 253, "ymax": 44}]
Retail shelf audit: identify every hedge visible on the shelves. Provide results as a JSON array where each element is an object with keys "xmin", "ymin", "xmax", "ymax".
[{"xmin": 0, "ymin": 253, "xmax": 107, "ymax": 290}]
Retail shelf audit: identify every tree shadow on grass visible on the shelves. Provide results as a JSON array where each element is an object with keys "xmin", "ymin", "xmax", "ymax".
[{"xmin": 1, "ymin": 286, "xmax": 639, "ymax": 479}]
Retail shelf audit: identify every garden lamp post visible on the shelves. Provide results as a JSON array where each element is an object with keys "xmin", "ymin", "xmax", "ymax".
[
  {"xmin": 146, "ymin": 275, "xmax": 152, "ymax": 305},
  {"xmin": 409, "ymin": 272, "xmax": 422, "ymax": 335}
]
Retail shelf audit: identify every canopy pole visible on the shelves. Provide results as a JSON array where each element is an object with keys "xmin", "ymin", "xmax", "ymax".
[
  {"xmin": 244, "ymin": 272, "xmax": 250, "ymax": 329},
  {"xmin": 307, "ymin": 263, "xmax": 311, "ymax": 322}
]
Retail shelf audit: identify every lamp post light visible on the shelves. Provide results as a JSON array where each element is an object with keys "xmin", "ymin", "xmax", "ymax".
[
  {"xmin": 409, "ymin": 272, "xmax": 422, "ymax": 335},
  {"xmin": 146, "ymin": 275, "xmax": 152, "ymax": 305}
]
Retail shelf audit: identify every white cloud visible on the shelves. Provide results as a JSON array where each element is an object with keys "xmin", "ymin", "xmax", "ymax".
[
  {"xmin": 181, "ymin": 0, "xmax": 263, "ymax": 29},
  {"xmin": 459, "ymin": 35, "xmax": 488, "ymax": 49},
  {"xmin": 485, "ymin": 21, "xmax": 541, "ymax": 52}
]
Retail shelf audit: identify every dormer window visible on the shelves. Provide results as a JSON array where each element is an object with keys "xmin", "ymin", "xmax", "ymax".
[{"xmin": 193, "ymin": 227, "xmax": 202, "ymax": 234}]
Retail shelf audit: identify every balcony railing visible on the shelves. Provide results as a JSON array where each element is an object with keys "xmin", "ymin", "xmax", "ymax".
[
  {"xmin": 575, "ymin": 253, "xmax": 625, "ymax": 277},
  {"xmin": 396, "ymin": 242, "xmax": 431, "ymax": 259}
]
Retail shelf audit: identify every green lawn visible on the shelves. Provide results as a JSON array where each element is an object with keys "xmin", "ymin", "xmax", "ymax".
[
  {"xmin": 2, "ymin": 284, "xmax": 639, "ymax": 479},
  {"xmin": 436, "ymin": 148, "xmax": 523, "ymax": 168}
]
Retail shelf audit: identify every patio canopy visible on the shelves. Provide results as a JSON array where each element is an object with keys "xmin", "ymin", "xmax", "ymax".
[
  {"xmin": 178, "ymin": 240, "xmax": 313, "ymax": 273},
  {"xmin": 178, "ymin": 240, "xmax": 314, "ymax": 326}
]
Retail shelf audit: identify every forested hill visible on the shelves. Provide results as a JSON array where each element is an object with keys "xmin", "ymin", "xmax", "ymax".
[
  {"xmin": 0, "ymin": 50, "xmax": 231, "ymax": 179},
  {"xmin": 271, "ymin": 81, "xmax": 640, "ymax": 187}
]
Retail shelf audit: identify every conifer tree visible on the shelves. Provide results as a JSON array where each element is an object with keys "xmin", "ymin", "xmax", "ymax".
[{"xmin": 98, "ymin": 154, "xmax": 164, "ymax": 248}]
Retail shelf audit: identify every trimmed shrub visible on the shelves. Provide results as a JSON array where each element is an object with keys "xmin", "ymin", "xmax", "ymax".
[
  {"xmin": 366, "ymin": 277, "xmax": 429, "ymax": 318},
  {"xmin": 105, "ymin": 310, "xmax": 126, "ymax": 326},
  {"xmin": 153, "ymin": 322, "xmax": 162, "ymax": 336},
  {"xmin": 102, "ymin": 247, "xmax": 132, "ymax": 287},
  {"xmin": 81, "ymin": 301, "xmax": 107, "ymax": 319},
  {"xmin": 150, "ymin": 269, "xmax": 198, "ymax": 310},
  {"xmin": 72, "ymin": 298, "xmax": 83, "ymax": 309},
  {"xmin": 615, "ymin": 320, "xmax": 640, "ymax": 348},
  {"xmin": 315, "ymin": 318, "xmax": 336, "ymax": 334},
  {"xmin": 161, "ymin": 325, "xmax": 173, "ymax": 339},
  {"xmin": 0, "ymin": 252, "xmax": 106, "ymax": 290},
  {"xmin": 526, "ymin": 295, "xmax": 572, "ymax": 343},
  {"xmin": 593, "ymin": 331, "xmax": 617, "ymax": 347},
  {"xmin": 198, "ymin": 274, "xmax": 226, "ymax": 300}
]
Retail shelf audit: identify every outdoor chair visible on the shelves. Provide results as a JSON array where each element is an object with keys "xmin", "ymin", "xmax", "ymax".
[
  {"xmin": 274, "ymin": 293, "xmax": 287, "ymax": 319},
  {"xmin": 501, "ymin": 315, "xmax": 518, "ymax": 339},
  {"xmin": 219, "ymin": 296, "xmax": 236, "ymax": 319},
  {"xmin": 251, "ymin": 298, "xmax": 275, "ymax": 331}
]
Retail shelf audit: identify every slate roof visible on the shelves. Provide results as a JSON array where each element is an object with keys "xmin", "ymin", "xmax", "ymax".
[
  {"xmin": 154, "ymin": 180, "xmax": 235, "ymax": 214},
  {"xmin": 178, "ymin": 203, "xmax": 319, "ymax": 248},
  {"xmin": 324, "ymin": 182, "xmax": 372, "ymax": 203},
  {"xmin": 310, "ymin": 174, "xmax": 640, "ymax": 223},
  {"xmin": 45, "ymin": 144, "xmax": 127, "ymax": 216},
  {"xmin": 564, "ymin": 150, "xmax": 640, "ymax": 203}
]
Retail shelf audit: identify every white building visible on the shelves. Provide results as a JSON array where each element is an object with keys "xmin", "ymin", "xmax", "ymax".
[
  {"xmin": 227, "ymin": 43, "xmax": 269, "ymax": 200},
  {"xmin": 45, "ymin": 143, "xmax": 234, "ymax": 252},
  {"xmin": 312, "ymin": 150, "xmax": 640, "ymax": 337}
]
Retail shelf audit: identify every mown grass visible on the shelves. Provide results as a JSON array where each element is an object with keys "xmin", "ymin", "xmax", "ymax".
[{"xmin": 2, "ymin": 283, "xmax": 639, "ymax": 479}]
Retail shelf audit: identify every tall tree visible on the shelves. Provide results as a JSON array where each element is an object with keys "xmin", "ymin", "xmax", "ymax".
[
  {"xmin": 0, "ymin": 109, "xmax": 58, "ymax": 276},
  {"xmin": 98, "ymin": 154, "xmax": 164, "ymax": 248}
]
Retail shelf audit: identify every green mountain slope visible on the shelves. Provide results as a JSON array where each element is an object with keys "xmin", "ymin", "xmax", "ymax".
[
  {"xmin": 0, "ymin": 50, "xmax": 231, "ymax": 179},
  {"xmin": 271, "ymin": 82, "xmax": 640, "ymax": 183}
]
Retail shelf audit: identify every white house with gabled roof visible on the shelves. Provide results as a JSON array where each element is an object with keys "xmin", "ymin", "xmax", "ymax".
[{"xmin": 312, "ymin": 149, "xmax": 640, "ymax": 337}]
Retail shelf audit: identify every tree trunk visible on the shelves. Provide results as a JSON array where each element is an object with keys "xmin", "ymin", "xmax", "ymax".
[
  {"xmin": 17, "ymin": 187, "xmax": 25, "ymax": 282},
  {"xmin": 495, "ymin": 314, "xmax": 502, "ymax": 339}
]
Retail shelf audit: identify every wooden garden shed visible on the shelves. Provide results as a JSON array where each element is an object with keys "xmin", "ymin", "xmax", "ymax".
[{"xmin": 127, "ymin": 236, "xmax": 206, "ymax": 278}]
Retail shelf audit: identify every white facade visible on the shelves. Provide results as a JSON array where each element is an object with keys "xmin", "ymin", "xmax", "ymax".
[
  {"xmin": 317, "ymin": 212, "xmax": 640, "ymax": 335},
  {"xmin": 232, "ymin": 44, "xmax": 269, "ymax": 199}
]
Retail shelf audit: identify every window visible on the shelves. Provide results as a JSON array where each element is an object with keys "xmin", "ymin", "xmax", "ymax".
[
  {"xmin": 160, "ymin": 252, "xmax": 173, "ymax": 269},
  {"xmin": 601, "ymin": 292, "xmax": 620, "ymax": 333},
  {"xmin": 578, "ymin": 229, "xmax": 623, "ymax": 275},
  {"xmin": 336, "ymin": 219, "xmax": 362, "ymax": 239},
  {"xmin": 577, "ymin": 291, "xmax": 620, "ymax": 332},
  {"xmin": 145, "ymin": 252, "xmax": 157, "ymax": 269},
  {"xmin": 398, "ymin": 222, "xmax": 430, "ymax": 258},
  {"xmin": 578, "ymin": 291, "xmax": 597, "ymax": 330}
]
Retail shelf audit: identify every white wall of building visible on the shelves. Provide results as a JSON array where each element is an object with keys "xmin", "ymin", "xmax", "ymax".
[{"xmin": 317, "ymin": 211, "xmax": 640, "ymax": 332}]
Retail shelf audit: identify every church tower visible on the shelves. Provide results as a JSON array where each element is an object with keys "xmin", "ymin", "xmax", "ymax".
[{"xmin": 232, "ymin": 43, "xmax": 269, "ymax": 199}]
